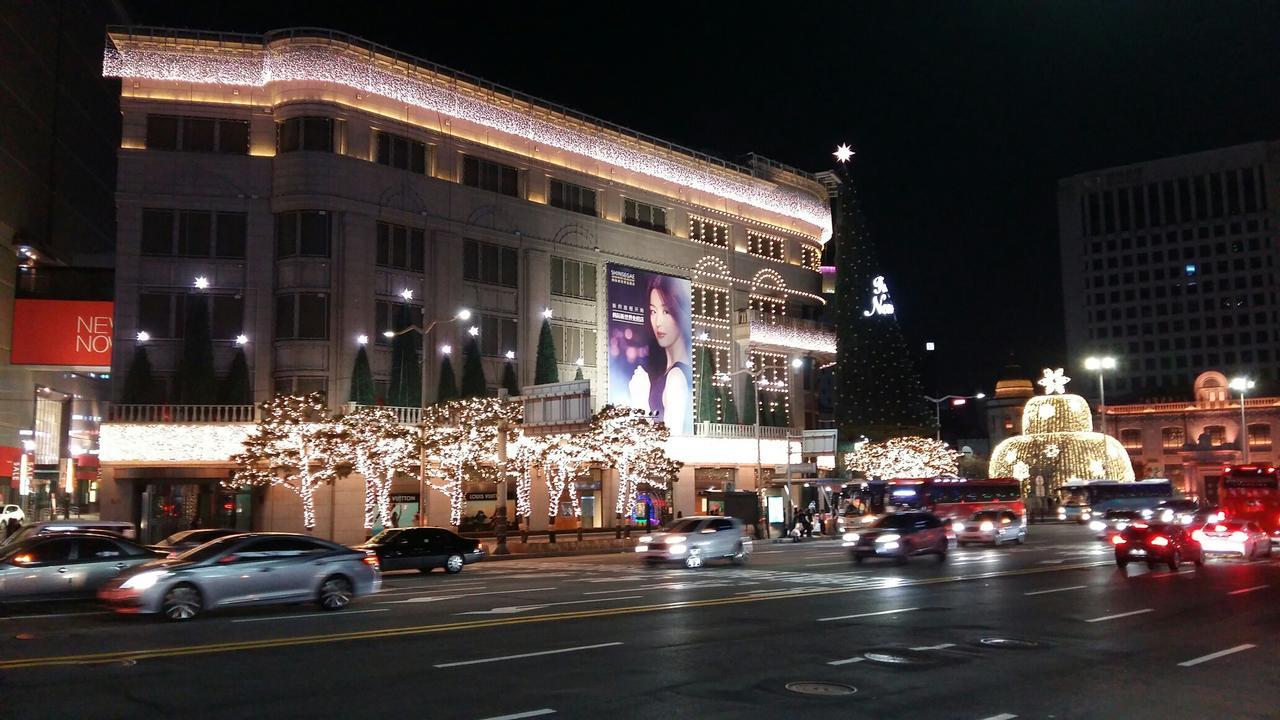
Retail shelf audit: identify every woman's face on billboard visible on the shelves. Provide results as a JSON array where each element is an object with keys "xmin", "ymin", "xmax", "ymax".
[{"xmin": 649, "ymin": 287, "xmax": 678, "ymax": 349}]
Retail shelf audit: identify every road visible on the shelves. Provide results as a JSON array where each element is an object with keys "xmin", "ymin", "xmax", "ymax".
[{"xmin": 1, "ymin": 524, "xmax": 1277, "ymax": 719}]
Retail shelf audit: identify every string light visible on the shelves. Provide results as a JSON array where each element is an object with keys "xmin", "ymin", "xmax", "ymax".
[
  {"xmin": 844, "ymin": 436, "xmax": 960, "ymax": 479},
  {"xmin": 340, "ymin": 408, "xmax": 418, "ymax": 530},
  {"xmin": 688, "ymin": 215, "xmax": 730, "ymax": 248}
]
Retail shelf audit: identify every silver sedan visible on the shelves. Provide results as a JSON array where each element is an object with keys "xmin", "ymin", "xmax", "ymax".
[
  {"xmin": 98, "ymin": 533, "xmax": 381, "ymax": 621},
  {"xmin": 1, "ymin": 533, "xmax": 159, "ymax": 604},
  {"xmin": 635, "ymin": 516, "xmax": 752, "ymax": 568},
  {"xmin": 954, "ymin": 510, "xmax": 1026, "ymax": 546}
]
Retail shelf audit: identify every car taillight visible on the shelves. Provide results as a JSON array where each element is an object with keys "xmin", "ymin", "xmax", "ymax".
[
  {"xmin": 362, "ymin": 552, "xmax": 380, "ymax": 569},
  {"xmin": 1229, "ymin": 531, "xmax": 1248, "ymax": 542},
  {"xmin": 1111, "ymin": 535, "xmax": 1127, "ymax": 545},
  {"xmin": 1191, "ymin": 529, "xmax": 1205, "ymax": 542},
  {"xmin": 1149, "ymin": 536, "xmax": 1169, "ymax": 546}
]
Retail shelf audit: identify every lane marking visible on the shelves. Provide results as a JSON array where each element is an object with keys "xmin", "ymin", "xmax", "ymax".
[
  {"xmin": 456, "ymin": 596, "xmax": 643, "ymax": 616},
  {"xmin": 434, "ymin": 641, "xmax": 622, "ymax": 668},
  {"xmin": 827, "ymin": 656, "xmax": 866, "ymax": 666},
  {"xmin": 476, "ymin": 710, "xmax": 555, "ymax": 720},
  {"xmin": 0, "ymin": 560, "xmax": 1111, "ymax": 670},
  {"xmin": 0, "ymin": 610, "xmax": 110, "ymax": 621},
  {"xmin": 978, "ymin": 714, "xmax": 1018, "ymax": 720},
  {"xmin": 1177, "ymin": 643, "xmax": 1256, "ymax": 667},
  {"xmin": 911, "ymin": 643, "xmax": 955, "ymax": 651},
  {"xmin": 1228, "ymin": 584, "xmax": 1268, "ymax": 596},
  {"xmin": 380, "ymin": 587, "xmax": 556, "ymax": 604},
  {"xmin": 1145, "ymin": 569, "xmax": 1196, "ymax": 578},
  {"xmin": 755, "ymin": 550, "xmax": 784, "ymax": 555},
  {"xmin": 818, "ymin": 607, "xmax": 918, "ymax": 623},
  {"xmin": 1084, "ymin": 608, "xmax": 1155, "ymax": 623},
  {"xmin": 804, "ymin": 561, "xmax": 852, "ymax": 568},
  {"xmin": 1024, "ymin": 585, "xmax": 1087, "ymax": 596},
  {"xmin": 231, "ymin": 609, "xmax": 390, "ymax": 624},
  {"xmin": 582, "ymin": 588, "xmax": 652, "ymax": 596}
]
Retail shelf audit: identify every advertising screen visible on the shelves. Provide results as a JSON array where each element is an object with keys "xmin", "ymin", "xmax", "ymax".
[
  {"xmin": 10, "ymin": 299, "xmax": 113, "ymax": 368},
  {"xmin": 606, "ymin": 264, "xmax": 693, "ymax": 435}
]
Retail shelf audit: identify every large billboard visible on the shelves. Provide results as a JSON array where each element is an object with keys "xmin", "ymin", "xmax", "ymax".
[
  {"xmin": 606, "ymin": 264, "xmax": 693, "ymax": 435},
  {"xmin": 10, "ymin": 299, "xmax": 114, "ymax": 368}
]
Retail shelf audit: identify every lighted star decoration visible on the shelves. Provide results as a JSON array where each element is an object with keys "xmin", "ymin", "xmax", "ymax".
[
  {"xmin": 833, "ymin": 144, "xmax": 855, "ymax": 163},
  {"xmin": 1037, "ymin": 368, "xmax": 1071, "ymax": 395}
]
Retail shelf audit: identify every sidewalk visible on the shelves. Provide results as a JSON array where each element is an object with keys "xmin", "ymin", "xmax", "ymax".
[{"xmin": 476, "ymin": 534, "xmax": 639, "ymax": 560}]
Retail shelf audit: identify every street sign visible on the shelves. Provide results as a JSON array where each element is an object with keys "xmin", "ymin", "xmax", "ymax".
[
  {"xmin": 775, "ymin": 463, "xmax": 818, "ymax": 476},
  {"xmin": 801, "ymin": 429, "xmax": 838, "ymax": 455}
]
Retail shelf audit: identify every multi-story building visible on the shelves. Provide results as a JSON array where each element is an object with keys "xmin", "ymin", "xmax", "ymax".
[
  {"xmin": 97, "ymin": 27, "xmax": 836, "ymax": 542},
  {"xmin": 1058, "ymin": 141, "xmax": 1280, "ymax": 399}
]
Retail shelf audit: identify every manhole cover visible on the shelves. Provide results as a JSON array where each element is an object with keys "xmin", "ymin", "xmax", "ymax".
[
  {"xmin": 785, "ymin": 681, "xmax": 858, "ymax": 697},
  {"xmin": 862, "ymin": 649, "xmax": 939, "ymax": 666},
  {"xmin": 976, "ymin": 637, "xmax": 1041, "ymax": 649}
]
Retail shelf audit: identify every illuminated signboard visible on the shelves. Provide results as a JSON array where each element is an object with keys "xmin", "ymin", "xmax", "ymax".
[
  {"xmin": 606, "ymin": 264, "xmax": 693, "ymax": 435},
  {"xmin": 10, "ymin": 299, "xmax": 113, "ymax": 368}
]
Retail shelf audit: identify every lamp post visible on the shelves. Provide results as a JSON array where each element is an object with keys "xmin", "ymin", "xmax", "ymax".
[
  {"xmin": 720, "ymin": 361, "xmax": 799, "ymax": 538},
  {"xmin": 923, "ymin": 393, "xmax": 986, "ymax": 442},
  {"xmin": 1230, "ymin": 376, "xmax": 1255, "ymax": 463},
  {"xmin": 1084, "ymin": 356, "xmax": 1117, "ymax": 436}
]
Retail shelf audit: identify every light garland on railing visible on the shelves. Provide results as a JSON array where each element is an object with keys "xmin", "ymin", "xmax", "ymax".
[{"xmin": 104, "ymin": 35, "xmax": 832, "ymax": 242}]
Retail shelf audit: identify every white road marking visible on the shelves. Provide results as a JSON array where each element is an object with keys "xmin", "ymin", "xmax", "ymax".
[
  {"xmin": 456, "ymin": 596, "xmax": 643, "ymax": 615},
  {"xmin": 582, "ymin": 588, "xmax": 652, "ymax": 596},
  {"xmin": 1084, "ymin": 608, "xmax": 1155, "ymax": 623},
  {"xmin": 978, "ymin": 714, "xmax": 1018, "ymax": 720},
  {"xmin": 0, "ymin": 610, "xmax": 110, "ymax": 621},
  {"xmin": 230, "ymin": 608, "xmax": 389, "ymax": 623},
  {"xmin": 380, "ymin": 587, "xmax": 556, "ymax": 604},
  {"xmin": 476, "ymin": 710, "xmax": 555, "ymax": 720},
  {"xmin": 755, "ymin": 550, "xmax": 784, "ymax": 554},
  {"xmin": 1037, "ymin": 559, "xmax": 1067, "ymax": 564},
  {"xmin": 1024, "ymin": 585, "xmax": 1087, "ymax": 596},
  {"xmin": 911, "ymin": 643, "xmax": 956, "ymax": 651},
  {"xmin": 1227, "ymin": 584, "xmax": 1268, "ymax": 595},
  {"xmin": 1177, "ymin": 643, "xmax": 1256, "ymax": 667},
  {"xmin": 435, "ymin": 641, "xmax": 622, "ymax": 668},
  {"xmin": 378, "ymin": 584, "xmax": 488, "ymax": 596},
  {"xmin": 827, "ymin": 656, "xmax": 866, "ymax": 666},
  {"xmin": 818, "ymin": 607, "xmax": 919, "ymax": 622},
  {"xmin": 1146, "ymin": 569, "xmax": 1196, "ymax": 578},
  {"xmin": 804, "ymin": 561, "xmax": 852, "ymax": 567}
]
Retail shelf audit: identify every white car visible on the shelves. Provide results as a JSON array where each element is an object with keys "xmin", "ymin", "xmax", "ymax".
[
  {"xmin": 1, "ymin": 504, "xmax": 24, "ymax": 525},
  {"xmin": 1193, "ymin": 521, "xmax": 1273, "ymax": 560},
  {"xmin": 954, "ymin": 510, "xmax": 1025, "ymax": 546}
]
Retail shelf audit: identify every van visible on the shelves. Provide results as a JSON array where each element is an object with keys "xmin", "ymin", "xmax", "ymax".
[{"xmin": 0, "ymin": 520, "xmax": 137, "ymax": 547}]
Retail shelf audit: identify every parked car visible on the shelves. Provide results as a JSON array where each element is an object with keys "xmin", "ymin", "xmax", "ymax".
[
  {"xmin": 844, "ymin": 511, "xmax": 948, "ymax": 564},
  {"xmin": 1, "ymin": 520, "xmax": 137, "ymax": 547},
  {"xmin": 98, "ymin": 532, "xmax": 381, "ymax": 621},
  {"xmin": 635, "ymin": 516, "xmax": 752, "ymax": 569},
  {"xmin": 357, "ymin": 527, "xmax": 486, "ymax": 574},
  {"xmin": 1, "ymin": 504, "xmax": 24, "ymax": 526},
  {"xmin": 0, "ymin": 531, "xmax": 161, "ymax": 604},
  {"xmin": 149, "ymin": 528, "xmax": 243, "ymax": 558},
  {"xmin": 1113, "ymin": 522, "xmax": 1204, "ymax": 570},
  {"xmin": 953, "ymin": 510, "xmax": 1026, "ymax": 546},
  {"xmin": 1193, "ymin": 520, "xmax": 1273, "ymax": 560}
]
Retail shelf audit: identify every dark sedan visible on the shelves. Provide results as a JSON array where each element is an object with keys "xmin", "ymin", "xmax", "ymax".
[
  {"xmin": 149, "ymin": 528, "xmax": 242, "ymax": 558},
  {"xmin": 0, "ymin": 532, "xmax": 161, "ymax": 604},
  {"xmin": 1113, "ymin": 522, "xmax": 1204, "ymax": 570},
  {"xmin": 358, "ymin": 527, "xmax": 486, "ymax": 574}
]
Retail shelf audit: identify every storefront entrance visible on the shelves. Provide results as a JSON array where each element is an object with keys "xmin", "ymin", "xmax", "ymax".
[{"xmin": 138, "ymin": 480, "xmax": 238, "ymax": 543}]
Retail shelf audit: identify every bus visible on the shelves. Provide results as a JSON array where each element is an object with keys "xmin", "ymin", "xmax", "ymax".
[
  {"xmin": 1055, "ymin": 479, "xmax": 1175, "ymax": 523},
  {"xmin": 1219, "ymin": 464, "xmax": 1280, "ymax": 543},
  {"xmin": 885, "ymin": 477, "xmax": 1025, "ymax": 523}
]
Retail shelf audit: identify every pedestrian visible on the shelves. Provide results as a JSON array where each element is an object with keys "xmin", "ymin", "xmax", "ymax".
[
  {"xmin": 800, "ymin": 511, "xmax": 813, "ymax": 538},
  {"xmin": 4, "ymin": 517, "xmax": 18, "ymax": 537},
  {"xmin": 391, "ymin": 507, "xmax": 401, "ymax": 528}
]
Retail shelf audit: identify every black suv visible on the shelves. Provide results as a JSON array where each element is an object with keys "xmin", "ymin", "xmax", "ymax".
[{"xmin": 358, "ymin": 527, "xmax": 486, "ymax": 574}]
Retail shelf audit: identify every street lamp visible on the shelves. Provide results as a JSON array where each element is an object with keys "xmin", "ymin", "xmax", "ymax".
[
  {"xmin": 924, "ymin": 393, "xmax": 985, "ymax": 442},
  {"xmin": 1084, "ymin": 356, "xmax": 1117, "ymax": 436},
  {"xmin": 719, "ymin": 362, "xmax": 799, "ymax": 538},
  {"xmin": 1230, "ymin": 376, "xmax": 1255, "ymax": 463},
  {"xmin": 405, "ymin": 309, "xmax": 473, "ymax": 527}
]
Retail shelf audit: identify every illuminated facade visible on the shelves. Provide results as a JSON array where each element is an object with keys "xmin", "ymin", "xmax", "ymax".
[{"xmin": 98, "ymin": 27, "xmax": 837, "ymax": 542}]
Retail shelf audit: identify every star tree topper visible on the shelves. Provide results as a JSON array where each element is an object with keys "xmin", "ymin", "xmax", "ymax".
[
  {"xmin": 833, "ymin": 143, "xmax": 855, "ymax": 163},
  {"xmin": 1038, "ymin": 367, "xmax": 1071, "ymax": 395}
]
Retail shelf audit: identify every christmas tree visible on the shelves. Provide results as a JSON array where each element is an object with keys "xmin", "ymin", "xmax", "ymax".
[
  {"xmin": 741, "ymin": 372, "xmax": 758, "ymax": 426},
  {"xmin": 501, "ymin": 359, "xmax": 521, "ymax": 397},
  {"xmin": 348, "ymin": 345, "xmax": 375, "ymax": 405},
  {"xmin": 695, "ymin": 346, "xmax": 716, "ymax": 422},
  {"xmin": 221, "ymin": 346, "xmax": 253, "ymax": 405},
  {"xmin": 175, "ymin": 294, "xmax": 217, "ymax": 404},
  {"xmin": 436, "ymin": 353, "xmax": 459, "ymax": 404},
  {"xmin": 122, "ymin": 345, "xmax": 162, "ymax": 404},
  {"xmin": 460, "ymin": 336, "xmax": 488, "ymax": 398},
  {"xmin": 720, "ymin": 385, "xmax": 739, "ymax": 424},
  {"xmin": 386, "ymin": 307, "xmax": 421, "ymax": 407},
  {"xmin": 534, "ymin": 317, "xmax": 559, "ymax": 385},
  {"xmin": 831, "ymin": 149, "xmax": 931, "ymax": 440}
]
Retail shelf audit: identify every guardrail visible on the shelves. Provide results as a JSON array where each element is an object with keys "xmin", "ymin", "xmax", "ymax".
[
  {"xmin": 107, "ymin": 405, "xmax": 257, "ymax": 423},
  {"xmin": 695, "ymin": 422, "xmax": 791, "ymax": 440}
]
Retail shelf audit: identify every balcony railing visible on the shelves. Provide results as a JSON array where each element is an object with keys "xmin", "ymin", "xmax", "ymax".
[
  {"xmin": 1106, "ymin": 397, "xmax": 1280, "ymax": 415},
  {"xmin": 108, "ymin": 404, "xmax": 258, "ymax": 423},
  {"xmin": 695, "ymin": 422, "xmax": 792, "ymax": 440},
  {"xmin": 733, "ymin": 309, "xmax": 836, "ymax": 355},
  {"xmin": 345, "ymin": 404, "xmax": 422, "ymax": 425}
]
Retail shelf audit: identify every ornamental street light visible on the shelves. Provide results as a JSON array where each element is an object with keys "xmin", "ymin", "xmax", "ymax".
[
  {"xmin": 405, "ymin": 308, "xmax": 472, "ymax": 527},
  {"xmin": 1230, "ymin": 376, "xmax": 1256, "ymax": 463},
  {"xmin": 1084, "ymin": 356, "xmax": 1117, "ymax": 436},
  {"xmin": 719, "ymin": 362, "xmax": 801, "ymax": 537},
  {"xmin": 924, "ymin": 393, "xmax": 986, "ymax": 442}
]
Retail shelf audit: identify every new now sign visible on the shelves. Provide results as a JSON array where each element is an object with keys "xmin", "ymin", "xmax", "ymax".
[{"xmin": 11, "ymin": 299, "xmax": 114, "ymax": 368}]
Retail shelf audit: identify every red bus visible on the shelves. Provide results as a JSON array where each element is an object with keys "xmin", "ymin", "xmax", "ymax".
[
  {"xmin": 1219, "ymin": 464, "xmax": 1280, "ymax": 543},
  {"xmin": 886, "ymin": 477, "xmax": 1026, "ymax": 524}
]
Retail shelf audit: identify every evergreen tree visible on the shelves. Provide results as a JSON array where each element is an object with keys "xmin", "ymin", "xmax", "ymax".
[
  {"xmin": 694, "ymin": 346, "xmax": 716, "ymax": 423},
  {"xmin": 741, "ymin": 372, "xmax": 758, "ymax": 426},
  {"xmin": 501, "ymin": 360, "xmax": 521, "ymax": 397},
  {"xmin": 436, "ymin": 354, "xmax": 459, "ymax": 404},
  {"xmin": 534, "ymin": 318, "xmax": 559, "ymax": 385},
  {"xmin": 348, "ymin": 346, "xmax": 375, "ymax": 405},
  {"xmin": 175, "ymin": 294, "xmax": 217, "ymax": 404},
  {"xmin": 574, "ymin": 364, "xmax": 584, "ymax": 381},
  {"xmin": 459, "ymin": 337, "xmax": 487, "ymax": 398},
  {"xmin": 720, "ymin": 384, "xmax": 739, "ymax": 424},
  {"xmin": 122, "ymin": 345, "xmax": 162, "ymax": 404},
  {"xmin": 832, "ymin": 158, "xmax": 931, "ymax": 439},
  {"xmin": 387, "ymin": 322, "xmax": 421, "ymax": 407},
  {"xmin": 221, "ymin": 347, "xmax": 253, "ymax": 405}
]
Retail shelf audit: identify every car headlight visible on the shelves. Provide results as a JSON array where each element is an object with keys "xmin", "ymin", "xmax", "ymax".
[
  {"xmin": 842, "ymin": 532, "xmax": 859, "ymax": 542},
  {"xmin": 1081, "ymin": 512, "xmax": 1092, "ymax": 520},
  {"xmin": 952, "ymin": 522, "xmax": 965, "ymax": 533},
  {"xmin": 667, "ymin": 535, "xmax": 686, "ymax": 544},
  {"xmin": 979, "ymin": 521, "xmax": 994, "ymax": 532},
  {"xmin": 1116, "ymin": 521, "xmax": 1128, "ymax": 530},
  {"xmin": 1057, "ymin": 506, "xmax": 1064, "ymax": 513},
  {"xmin": 1089, "ymin": 520, "xmax": 1106, "ymax": 532},
  {"xmin": 120, "ymin": 570, "xmax": 169, "ymax": 591},
  {"xmin": 634, "ymin": 545, "xmax": 649, "ymax": 552},
  {"xmin": 639, "ymin": 535, "xmax": 653, "ymax": 544},
  {"xmin": 669, "ymin": 545, "xmax": 687, "ymax": 554},
  {"xmin": 876, "ymin": 534, "xmax": 901, "ymax": 543}
]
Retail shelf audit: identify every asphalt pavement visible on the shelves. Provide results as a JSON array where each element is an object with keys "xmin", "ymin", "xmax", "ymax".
[{"xmin": 1, "ymin": 524, "xmax": 1277, "ymax": 719}]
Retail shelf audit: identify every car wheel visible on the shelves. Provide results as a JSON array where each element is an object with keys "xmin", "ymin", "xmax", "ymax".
[
  {"xmin": 993, "ymin": 535, "xmax": 1003, "ymax": 546},
  {"xmin": 1016, "ymin": 535, "xmax": 1025, "ymax": 545},
  {"xmin": 161, "ymin": 583, "xmax": 203, "ymax": 622},
  {"xmin": 731, "ymin": 543, "xmax": 749, "ymax": 566},
  {"xmin": 1116, "ymin": 558, "xmax": 1128, "ymax": 569},
  {"xmin": 853, "ymin": 553, "xmax": 864, "ymax": 565},
  {"xmin": 318, "ymin": 575, "xmax": 354, "ymax": 611},
  {"xmin": 1167, "ymin": 551, "xmax": 1180, "ymax": 572},
  {"xmin": 444, "ymin": 554, "xmax": 465, "ymax": 574},
  {"xmin": 957, "ymin": 540, "xmax": 968, "ymax": 547},
  {"xmin": 936, "ymin": 545, "xmax": 947, "ymax": 562},
  {"xmin": 684, "ymin": 550, "xmax": 704, "ymax": 569},
  {"xmin": 1194, "ymin": 550, "xmax": 1205, "ymax": 567}
]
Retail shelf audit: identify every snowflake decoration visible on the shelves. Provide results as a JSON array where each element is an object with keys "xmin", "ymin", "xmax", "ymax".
[
  {"xmin": 1038, "ymin": 404, "xmax": 1056, "ymax": 420},
  {"xmin": 1089, "ymin": 459, "xmax": 1105, "ymax": 477},
  {"xmin": 833, "ymin": 143, "xmax": 855, "ymax": 163},
  {"xmin": 1012, "ymin": 461, "xmax": 1030, "ymax": 481},
  {"xmin": 1044, "ymin": 444, "xmax": 1060, "ymax": 459},
  {"xmin": 1037, "ymin": 368, "xmax": 1071, "ymax": 395},
  {"xmin": 1005, "ymin": 450, "xmax": 1017, "ymax": 463}
]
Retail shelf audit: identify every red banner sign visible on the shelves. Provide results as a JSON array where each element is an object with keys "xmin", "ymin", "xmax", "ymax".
[{"xmin": 11, "ymin": 299, "xmax": 114, "ymax": 368}]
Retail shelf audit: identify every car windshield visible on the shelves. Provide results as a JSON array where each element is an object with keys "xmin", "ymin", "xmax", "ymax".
[
  {"xmin": 1159, "ymin": 499, "xmax": 1197, "ymax": 512},
  {"xmin": 1206, "ymin": 521, "xmax": 1247, "ymax": 532},
  {"xmin": 1, "ymin": 524, "xmax": 38, "ymax": 546},
  {"xmin": 969, "ymin": 511, "xmax": 1001, "ymax": 521},
  {"xmin": 369, "ymin": 529, "xmax": 403, "ymax": 544},
  {"xmin": 665, "ymin": 519, "xmax": 705, "ymax": 533},
  {"xmin": 1107, "ymin": 510, "xmax": 1141, "ymax": 520},
  {"xmin": 873, "ymin": 514, "xmax": 917, "ymax": 529},
  {"xmin": 173, "ymin": 535, "xmax": 242, "ymax": 563}
]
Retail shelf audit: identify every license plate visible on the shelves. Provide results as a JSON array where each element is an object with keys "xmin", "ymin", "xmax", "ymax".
[{"xmin": 1129, "ymin": 549, "xmax": 1146, "ymax": 557}]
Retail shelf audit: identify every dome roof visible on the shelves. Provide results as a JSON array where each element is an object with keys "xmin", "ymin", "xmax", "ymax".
[{"xmin": 994, "ymin": 364, "xmax": 1034, "ymax": 399}]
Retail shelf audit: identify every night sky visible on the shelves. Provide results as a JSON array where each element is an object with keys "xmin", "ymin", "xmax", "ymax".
[{"xmin": 118, "ymin": 0, "xmax": 1280, "ymax": 398}]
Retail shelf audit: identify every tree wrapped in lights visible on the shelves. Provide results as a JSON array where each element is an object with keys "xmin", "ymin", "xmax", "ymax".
[
  {"xmin": 339, "ymin": 408, "xmax": 417, "ymax": 530},
  {"xmin": 593, "ymin": 406, "xmax": 682, "ymax": 532},
  {"xmin": 419, "ymin": 397, "xmax": 521, "ymax": 527},
  {"xmin": 502, "ymin": 359, "xmax": 521, "ymax": 397},
  {"xmin": 175, "ymin": 294, "xmax": 217, "ymax": 404},
  {"xmin": 695, "ymin": 346, "xmax": 717, "ymax": 423},
  {"xmin": 844, "ymin": 435, "xmax": 960, "ymax": 480},
  {"xmin": 228, "ymin": 394, "xmax": 348, "ymax": 530}
]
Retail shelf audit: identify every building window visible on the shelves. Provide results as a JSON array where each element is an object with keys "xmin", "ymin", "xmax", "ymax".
[
  {"xmin": 550, "ymin": 257, "xmax": 597, "ymax": 300},
  {"xmin": 145, "ymin": 115, "xmax": 249, "ymax": 154},
  {"xmin": 1119, "ymin": 428, "xmax": 1142, "ymax": 450},
  {"xmin": 274, "ymin": 377, "xmax": 328, "ymax": 398},
  {"xmin": 688, "ymin": 216, "xmax": 729, "ymax": 248},
  {"xmin": 275, "ymin": 293, "xmax": 329, "ymax": 340},
  {"xmin": 747, "ymin": 231, "xmax": 785, "ymax": 262},
  {"xmin": 1248, "ymin": 423, "xmax": 1271, "ymax": 449},
  {"xmin": 476, "ymin": 314, "xmax": 519, "ymax": 357},
  {"xmin": 1203, "ymin": 425, "xmax": 1226, "ymax": 447},
  {"xmin": 278, "ymin": 116, "xmax": 335, "ymax": 153},
  {"xmin": 623, "ymin": 198, "xmax": 668, "ymax": 234},
  {"xmin": 548, "ymin": 179, "xmax": 597, "ymax": 217},
  {"xmin": 749, "ymin": 294, "xmax": 787, "ymax": 324},
  {"xmin": 462, "ymin": 155, "xmax": 519, "ymax": 197},
  {"xmin": 376, "ymin": 222, "xmax": 425, "ymax": 272},
  {"xmin": 140, "ymin": 210, "xmax": 247, "ymax": 259},
  {"xmin": 375, "ymin": 300, "xmax": 418, "ymax": 347},
  {"xmin": 800, "ymin": 245, "xmax": 821, "ymax": 271},
  {"xmin": 137, "ymin": 292, "xmax": 243, "ymax": 340},
  {"xmin": 692, "ymin": 284, "xmax": 730, "ymax": 321},
  {"xmin": 463, "ymin": 240, "xmax": 518, "ymax": 287},
  {"xmin": 1161, "ymin": 426, "xmax": 1184, "ymax": 451},
  {"xmin": 550, "ymin": 323, "xmax": 597, "ymax": 367},
  {"xmin": 276, "ymin": 212, "xmax": 331, "ymax": 258},
  {"xmin": 374, "ymin": 130, "xmax": 427, "ymax": 173}
]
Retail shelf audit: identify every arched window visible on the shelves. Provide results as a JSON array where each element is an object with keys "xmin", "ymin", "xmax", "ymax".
[
  {"xmin": 1119, "ymin": 428, "xmax": 1142, "ymax": 450},
  {"xmin": 1248, "ymin": 423, "xmax": 1271, "ymax": 449},
  {"xmin": 1161, "ymin": 426, "xmax": 1184, "ymax": 451}
]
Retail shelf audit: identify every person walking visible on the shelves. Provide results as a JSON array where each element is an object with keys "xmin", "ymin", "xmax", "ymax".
[{"xmin": 5, "ymin": 516, "xmax": 19, "ymax": 538}]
